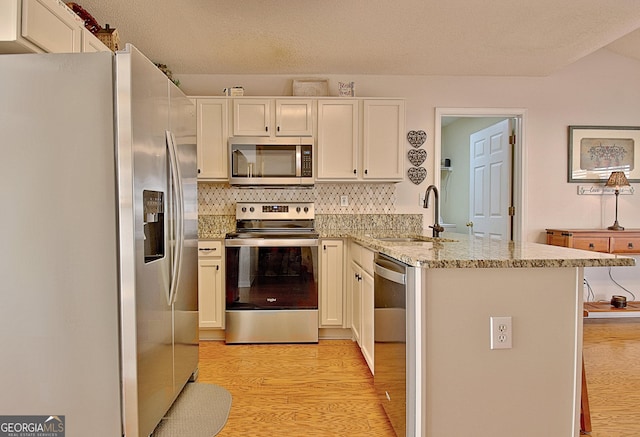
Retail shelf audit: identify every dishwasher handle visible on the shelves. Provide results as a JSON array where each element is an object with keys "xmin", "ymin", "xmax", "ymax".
[{"xmin": 374, "ymin": 260, "xmax": 406, "ymax": 285}]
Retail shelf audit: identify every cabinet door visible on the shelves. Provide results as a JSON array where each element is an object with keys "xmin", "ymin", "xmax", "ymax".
[
  {"xmin": 22, "ymin": 0, "xmax": 82, "ymax": 53},
  {"xmin": 275, "ymin": 99, "xmax": 313, "ymax": 136},
  {"xmin": 198, "ymin": 258, "xmax": 223, "ymax": 328},
  {"xmin": 81, "ymin": 27, "xmax": 109, "ymax": 52},
  {"xmin": 320, "ymin": 239, "xmax": 344, "ymax": 327},
  {"xmin": 360, "ymin": 269, "xmax": 374, "ymax": 373},
  {"xmin": 316, "ymin": 100, "xmax": 359, "ymax": 180},
  {"xmin": 233, "ymin": 99, "xmax": 270, "ymax": 136},
  {"xmin": 363, "ymin": 99, "xmax": 405, "ymax": 181},
  {"xmin": 350, "ymin": 261, "xmax": 362, "ymax": 345},
  {"xmin": 197, "ymin": 98, "xmax": 229, "ymax": 180}
]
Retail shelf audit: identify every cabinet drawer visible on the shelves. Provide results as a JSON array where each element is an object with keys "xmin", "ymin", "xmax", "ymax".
[
  {"xmin": 572, "ymin": 237, "xmax": 609, "ymax": 253},
  {"xmin": 198, "ymin": 240, "xmax": 223, "ymax": 257},
  {"xmin": 610, "ymin": 237, "xmax": 640, "ymax": 254}
]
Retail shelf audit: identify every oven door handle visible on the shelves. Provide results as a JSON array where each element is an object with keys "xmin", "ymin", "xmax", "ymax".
[{"xmin": 225, "ymin": 238, "xmax": 319, "ymax": 247}]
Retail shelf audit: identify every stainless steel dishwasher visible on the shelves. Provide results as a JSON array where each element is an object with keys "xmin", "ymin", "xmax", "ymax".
[{"xmin": 374, "ymin": 253, "xmax": 418, "ymax": 437}]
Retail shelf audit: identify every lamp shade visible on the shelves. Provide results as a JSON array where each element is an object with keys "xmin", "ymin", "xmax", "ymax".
[{"xmin": 605, "ymin": 171, "xmax": 630, "ymax": 188}]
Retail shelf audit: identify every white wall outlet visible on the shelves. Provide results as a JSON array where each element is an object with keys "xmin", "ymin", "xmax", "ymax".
[
  {"xmin": 340, "ymin": 195, "xmax": 349, "ymax": 207},
  {"xmin": 490, "ymin": 316, "xmax": 512, "ymax": 350}
]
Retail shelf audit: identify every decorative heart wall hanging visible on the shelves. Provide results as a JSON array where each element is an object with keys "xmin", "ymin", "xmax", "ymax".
[
  {"xmin": 407, "ymin": 130, "xmax": 427, "ymax": 148},
  {"xmin": 407, "ymin": 148, "xmax": 427, "ymax": 167},
  {"xmin": 407, "ymin": 167, "xmax": 427, "ymax": 185}
]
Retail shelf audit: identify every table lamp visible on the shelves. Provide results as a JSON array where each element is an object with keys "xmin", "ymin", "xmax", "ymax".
[{"xmin": 605, "ymin": 171, "xmax": 630, "ymax": 231}]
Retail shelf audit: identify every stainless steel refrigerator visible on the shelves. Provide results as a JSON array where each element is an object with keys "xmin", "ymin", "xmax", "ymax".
[{"xmin": 0, "ymin": 45, "xmax": 198, "ymax": 437}]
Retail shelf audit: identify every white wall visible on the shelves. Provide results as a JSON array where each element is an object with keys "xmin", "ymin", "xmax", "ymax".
[{"xmin": 181, "ymin": 48, "xmax": 640, "ymax": 300}]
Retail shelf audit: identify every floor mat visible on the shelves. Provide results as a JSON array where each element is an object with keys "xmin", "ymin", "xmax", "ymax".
[{"xmin": 153, "ymin": 382, "xmax": 232, "ymax": 437}]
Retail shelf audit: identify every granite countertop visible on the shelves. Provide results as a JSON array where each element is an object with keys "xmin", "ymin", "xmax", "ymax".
[{"xmin": 343, "ymin": 231, "xmax": 636, "ymax": 269}]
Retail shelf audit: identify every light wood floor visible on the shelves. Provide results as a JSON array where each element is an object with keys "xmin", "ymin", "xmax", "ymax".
[
  {"xmin": 198, "ymin": 340, "xmax": 395, "ymax": 436},
  {"xmin": 198, "ymin": 321, "xmax": 640, "ymax": 436},
  {"xmin": 583, "ymin": 318, "xmax": 640, "ymax": 437}
]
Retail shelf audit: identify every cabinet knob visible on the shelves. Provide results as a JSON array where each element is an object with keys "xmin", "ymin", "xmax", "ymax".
[
  {"xmin": 353, "ymin": 169, "xmax": 357, "ymax": 174},
  {"xmin": 323, "ymin": 244, "xmax": 326, "ymax": 250},
  {"xmin": 589, "ymin": 243, "xmax": 595, "ymax": 249},
  {"xmin": 364, "ymin": 169, "xmax": 368, "ymax": 175},
  {"xmin": 629, "ymin": 242, "xmax": 634, "ymax": 249},
  {"xmin": 197, "ymin": 168, "xmax": 201, "ymax": 174},
  {"xmin": 277, "ymin": 126, "xmax": 280, "ymax": 132},
  {"xmin": 265, "ymin": 126, "xmax": 269, "ymax": 132},
  {"xmin": 216, "ymin": 265, "xmax": 219, "ymax": 271}
]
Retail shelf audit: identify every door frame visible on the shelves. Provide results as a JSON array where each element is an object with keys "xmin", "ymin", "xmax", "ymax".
[{"xmin": 434, "ymin": 108, "xmax": 527, "ymax": 241}]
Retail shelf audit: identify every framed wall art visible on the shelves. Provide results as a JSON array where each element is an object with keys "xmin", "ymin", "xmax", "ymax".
[{"xmin": 568, "ymin": 125, "xmax": 640, "ymax": 182}]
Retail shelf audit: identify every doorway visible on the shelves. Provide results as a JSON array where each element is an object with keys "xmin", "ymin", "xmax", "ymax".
[{"xmin": 434, "ymin": 108, "xmax": 526, "ymax": 241}]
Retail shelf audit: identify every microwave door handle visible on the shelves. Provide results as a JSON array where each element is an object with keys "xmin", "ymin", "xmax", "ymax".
[{"xmin": 296, "ymin": 145, "xmax": 301, "ymax": 177}]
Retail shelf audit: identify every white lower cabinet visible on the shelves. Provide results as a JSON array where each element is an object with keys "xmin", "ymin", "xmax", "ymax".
[
  {"xmin": 350, "ymin": 241, "xmax": 375, "ymax": 374},
  {"xmin": 319, "ymin": 239, "xmax": 345, "ymax": 327},
  {"xmin": 197, "ymin": 240, "xmax": 224, "ymax": 329},
  {"xmin": 350, "ymin": 260, "xmax": 362, "ymax": 344},
  {"xmin": 360, "ymin": 269, "xmax": 374, "ymax": 372}
]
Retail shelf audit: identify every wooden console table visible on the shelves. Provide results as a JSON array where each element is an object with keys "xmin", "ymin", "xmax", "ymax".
[
  {"xmin": 547, "ymin": 228, "xmax": 639, "ymax": 319},
  {"xmin": 546, "ymin": 228, "xmax": 640, "ymax": 254}
]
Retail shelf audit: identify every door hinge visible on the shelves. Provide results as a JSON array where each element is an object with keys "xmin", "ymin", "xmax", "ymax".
[
  {"xmin": 508, "ymin": 206, "xmax": 516, "ymax": 216},
  {"xmin": 509, "ymin": 134, "xmax": 516, "ymax": 145}
]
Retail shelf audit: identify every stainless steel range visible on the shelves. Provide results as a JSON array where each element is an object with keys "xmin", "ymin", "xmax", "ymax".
[{"xmin": 225, "ymin": 202, "xmax": 319, "ymax": 343}]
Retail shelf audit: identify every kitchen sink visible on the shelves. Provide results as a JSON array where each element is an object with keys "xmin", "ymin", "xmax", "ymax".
[
  {"xmin": 374, "ymin": 236, "xmax": 458, "ymax": 243},
  {"xmin": 376, "ymin": 237, "xmax": 426, "ymax": 242}
]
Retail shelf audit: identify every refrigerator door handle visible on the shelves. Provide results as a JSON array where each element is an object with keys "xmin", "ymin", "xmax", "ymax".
[{"xmin": 166, "ymin": 130, "xmax": 185, "ymax": 306}]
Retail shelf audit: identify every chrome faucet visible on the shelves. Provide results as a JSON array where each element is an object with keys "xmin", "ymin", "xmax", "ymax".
[{"xmin": 423, "ymin": 185, "xmax": 445, "ymax": 238}]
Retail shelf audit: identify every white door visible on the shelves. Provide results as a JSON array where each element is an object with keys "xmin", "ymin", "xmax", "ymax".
[{"xmin": 469, "ymin": 119, "xmax": 512, "ymax": 240}]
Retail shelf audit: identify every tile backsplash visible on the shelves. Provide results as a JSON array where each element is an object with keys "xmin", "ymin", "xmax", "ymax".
[{"xmin": 198, "ymin": 182, "xmax": 397, "ymax": 215}]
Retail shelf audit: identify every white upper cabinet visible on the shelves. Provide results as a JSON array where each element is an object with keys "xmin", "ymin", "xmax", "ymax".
[
  {"xmin": 233, "ymin": 99, "xmax": 270, "ymax": 136},
  {"xmin": 81, "ymin": 27, "xmax": 109, "ymax": 52},
  {"xmin": 1, "ymin": 0, "xmax": 84, "ymax": 54},
  {"xmin": 316, "ymin": 99, "xmax": 360, "ymax": 180},
  {"xmin": 275, "ymin": 100, "xmax": 314, "ymax": 136},
  {"xmin": 362, "ymin": 99, "xmax": 405, "ymax": 180},
  {"xmin": 316, "ymin": 99, "xmax": 405, "ymax": 182},
  {"xmin": 232, "ymin": 98, "xmax": 313, "ymax": 137},
  {"xmin": 196, "ymin": 98, "xmax": 229, "ymax": 180}
]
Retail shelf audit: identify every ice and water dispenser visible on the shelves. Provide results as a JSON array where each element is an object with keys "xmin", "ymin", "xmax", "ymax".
[{"xmin": 143, "ymin": 190, "xmax": 164, "ymax": 263}]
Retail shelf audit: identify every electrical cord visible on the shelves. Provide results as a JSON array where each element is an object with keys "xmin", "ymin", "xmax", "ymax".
[
  {"xmin": 583, "ymin": 278, "xmax": 594, "ymax": 302},
  {"xmin": 608, "ymin": 267, "xmax": 637, "ymax": 301}
]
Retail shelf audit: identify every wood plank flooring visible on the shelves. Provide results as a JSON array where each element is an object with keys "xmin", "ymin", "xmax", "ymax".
[
  {"xmin": 198, "ymin": 340, "xmax": 395, "ymax": 436},
  {"xmin": 583, "ymin": 318, "xmax": 640, "ymax": 437},
  {"xmin": 198, "ymin": 320, "xmax": 640, "ymax": 436}
]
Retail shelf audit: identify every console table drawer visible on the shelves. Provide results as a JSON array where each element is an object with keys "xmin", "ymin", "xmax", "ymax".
[
  {"xmin": 610, "ymin": 237, "xmax": 640, "ymax": 254},
  {"xmin": 572, "ymin": 237, "xmax": 610, "ymax": 253}
]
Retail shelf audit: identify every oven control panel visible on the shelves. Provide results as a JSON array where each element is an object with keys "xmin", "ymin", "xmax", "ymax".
[{"xmin": 236, "ymin": 202, "xmax": 315, "ymax": 220}]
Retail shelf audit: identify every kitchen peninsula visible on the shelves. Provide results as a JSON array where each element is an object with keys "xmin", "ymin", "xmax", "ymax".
[{"xmin": 347, "ymin": 232, "xmax": 634, "ymax": 437}]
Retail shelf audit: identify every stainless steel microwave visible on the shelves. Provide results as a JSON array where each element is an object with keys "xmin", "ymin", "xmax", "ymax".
[{"xmin": 229, "ymin": 137, "xmax": 314, "ymax": 186}]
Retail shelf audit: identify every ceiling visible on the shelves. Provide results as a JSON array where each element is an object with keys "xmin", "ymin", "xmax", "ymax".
[{"xmin": 78, "ymin": 0, "xmax": 640, "ymax": 76}]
